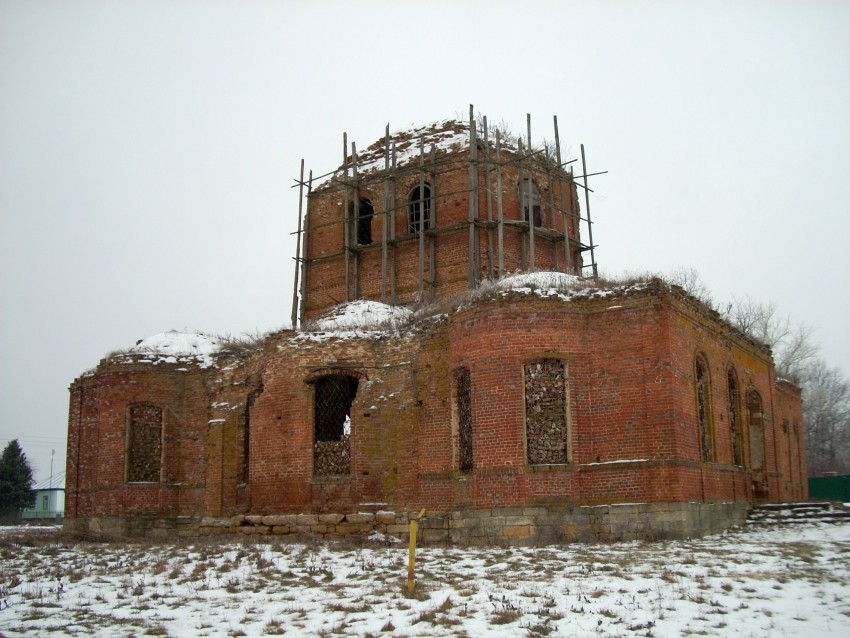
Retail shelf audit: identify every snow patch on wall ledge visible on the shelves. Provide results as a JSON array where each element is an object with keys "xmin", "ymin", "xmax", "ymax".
[
  {"xmin": 294, "ymin": 300, "xmax": 415, "ymax": 343},
  {"xmin": 113, "ymin": 330, "xmax": 222, "ymax": 368},
  {"xmin": 313, "ymin": 300, "xmax": 413, "ymax": 331}
]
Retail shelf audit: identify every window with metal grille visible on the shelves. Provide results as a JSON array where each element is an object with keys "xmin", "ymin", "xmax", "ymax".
[
  {"xmin": 525, "ymin": 359, "xmax": 568, "ymax": 465},
  {"xmin": 519, "ymin": 179, "xmax": 543, "ymax": 227},
  {"xmin": 408, "ymin": 184, "xmax": 431, "ymax": 235},
  {"xmin": 127, "ymin": 405, "xmax": 162, "ymax": 482},
  {"xmin": 313, "ymin": 374, "xmax": 358, "ymax": 476},
  {"xmin": 455, "ymin": 367, "xmax": 473, "ymax": 471},
  {"xmin": 695, "ymin": 355, "xmax": 715, "ymax": 462}
]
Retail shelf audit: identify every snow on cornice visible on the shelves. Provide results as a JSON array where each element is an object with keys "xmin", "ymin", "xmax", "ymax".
[
  {"xmin": 315, "ymin": 117, "xmax": 529, "ymax": 188},
  {"xmin": 293, "ymin": 300, "xmax": 414, "ymax": 343},
  {"xmin": 110, "ymin": 330, "xmax": 222, "ymax": 368}
]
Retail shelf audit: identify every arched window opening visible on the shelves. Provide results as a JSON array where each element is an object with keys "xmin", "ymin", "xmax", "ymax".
[
  {"xmin": 313, "ymin": 374, "xmax": 359, "ymax": 476},
  {"xmin": 351, "ymin": 197, "xmax": 373, "ymax": 246},
  {"xmin": 408, "ymin": 184, "xmax": 431, "ymax": 235},
  {"xmin": 127, "ymin": 405, "xmax": 162, "ymax": 483},
  {"xmin": 519, "ymin": 179, "xmax": 543, "ymax": 228},
  {"xmin": 747, "ymin": 388, "xmax": 765, "ymax": 472},
  {"xmin": 454, "ymin": 367, "xmax": 473, "ymax": 471},
  {"xmin": 525, "ymin": 358, "xmax": 569, "ymax": 465},
  {"xmin": 695, "ymin": 356, "xmax": 715, "ymax": 462},
  {"xmin": 728, "ymin": 368, "xmax": 744, "ymax": 466}
]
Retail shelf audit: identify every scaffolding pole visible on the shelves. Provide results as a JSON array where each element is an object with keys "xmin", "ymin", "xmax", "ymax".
[
  {"xmin": 553, "ymin": 115, "xmax": 572, "ymax": 274},
  {"xmin": 342, "ymin": 132, "xmax": 350, "ymax": 302},
  {"xmin": 381, "ymin": 124, "xmax": 390, "ymax": 303},
  {"xmin": 429, "ymin": 144, "xmax": 437, "ymax": 301},
  {"xmin": 545, "ymin": 142, "xmax": 558, "ymax": 271},
  {"xmin": 418, "ymin": 136, "xmax": 426, "ymax": 301},
  {"xmin": 298, "ymin": 169, "xmax": 312, "ymax": 327},
  {"xmin": 483, "ymin": 115, "xmax": 494, "ymax": 280},
  {"xmin": 580, "ymin": 143, "xmax": 598, "ymax": 278},
  {"xmin": 390, "ymin": 141, "xmax": 397, "ymax": 305},
  {"xmin": 352, "ymin": 142, "xmax": 360, "ymax": 299},
  {"xmin": 291, "ymin": 158, "xmax": 305, "ymax": 328},
  {"xmin": 526, "ymin": 114, "xmax": 535, "ymax": 271},
  {"xmin": 467, "ymin": 104, "xmax": 479, "ymax": 288},
  {"xmin": 496, "ymin": 129, "xmax": 505, "ymax": 277}
]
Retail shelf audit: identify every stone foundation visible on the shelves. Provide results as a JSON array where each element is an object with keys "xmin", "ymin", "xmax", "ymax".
[{"xmin": 65, "ymin": 502, "xmax": 749, "ymax": 544}]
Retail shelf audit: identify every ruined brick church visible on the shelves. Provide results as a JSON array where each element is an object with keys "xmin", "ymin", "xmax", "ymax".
[{"xmin": 65, "ymin": 110, "xmax": 807, "ymax": 543}]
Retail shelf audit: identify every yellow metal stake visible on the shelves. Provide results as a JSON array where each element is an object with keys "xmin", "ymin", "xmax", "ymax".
[{"xmin": 407, "ymin": 508, "xmax": 426, "ymax": 593}]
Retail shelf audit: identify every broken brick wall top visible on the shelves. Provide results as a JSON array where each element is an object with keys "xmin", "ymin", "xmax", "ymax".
[{"xmin": 300, "ymin": 118, "xmax": 585, "ymax": 321}]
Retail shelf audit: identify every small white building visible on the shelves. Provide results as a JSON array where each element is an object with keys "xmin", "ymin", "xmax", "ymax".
[{"xmin": 22, "ymin": 488, "xmax": 65, "ymax": 522}]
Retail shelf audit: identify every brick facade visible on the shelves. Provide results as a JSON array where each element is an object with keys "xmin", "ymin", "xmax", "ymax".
[{"xmin": 65, "ymin": 117, "xmax": 806, "ymax": 543}]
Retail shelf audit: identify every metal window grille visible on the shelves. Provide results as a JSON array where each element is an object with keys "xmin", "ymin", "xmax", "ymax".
[
  {"xmin": 408, "ymin": 184, "xmax": 431, "ymax": 234},
  {"xmin": 313, "ymin": 375, "xmax": 358, "ymax": 475},
  {"xmin": 455, "ymin": 367, "xmax": 473, "ymax": 471},
  {"xmin": 127, "ymin": 405, "xmax": 162, "ymax": 482},
  {"xmin": 525, "ymin": 359, "xmax": 568, "ymax": 465}
]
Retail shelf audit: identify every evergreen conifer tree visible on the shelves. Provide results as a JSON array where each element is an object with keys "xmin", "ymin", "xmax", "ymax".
[{"xmin": 0, "ymin": 439, "xmax": 36, "ymax": 518}]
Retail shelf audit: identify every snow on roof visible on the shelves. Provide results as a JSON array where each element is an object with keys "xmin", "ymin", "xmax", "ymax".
[
  {"xmin": 496, "ymin": 271, "xmax": 580, "ymax": 291},
  {"xmin": 487, "ymin": 270, "xmax": 649, "ymax": 302},
  {"xmin": 312, "ymin": 300, "xmax": 413, "ymax": 332},
  {"xmin": 310, "ymin": 119, "xmax": 470, "ymax": 189},
  {"xmin": 347, "ymin": 118, "xmax": 470, "ymax": 177},
  {"xmin": 116, "ymin": 330, "xmax": 222, "ymax": 368}
]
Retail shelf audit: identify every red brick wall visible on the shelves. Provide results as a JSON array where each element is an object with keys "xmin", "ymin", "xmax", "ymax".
[
  {"xmin": 66, "ymin": 284, "xmax": 807, "ymax": 529},
  {"xmin": 302, "ymin": 146, "xmax": 582, "ymax": 320},
  {"xmin": 66, "ymin": 366, "xmax": 209, "ymax": 520}
]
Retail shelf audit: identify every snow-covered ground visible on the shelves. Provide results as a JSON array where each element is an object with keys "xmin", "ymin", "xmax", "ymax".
[{"xmin": 1, "ymin": 520, "xmax": 849, "ymax": 637}]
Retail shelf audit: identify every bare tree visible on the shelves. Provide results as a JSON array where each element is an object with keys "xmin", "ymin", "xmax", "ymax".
[
  {"xmin": 799, "ymin": 359, "xmax": 850, "ymax": 476},
  {"xmin": 664, "ymin": 269, "xmax": 845, "ymax": 476},
  {"xmin": 722, "ymin": 295, "xmax": 818, "ymax": 381},
  {"xmin": 668, "ymin": 266, "xmax": 716, "ymax": 309}
]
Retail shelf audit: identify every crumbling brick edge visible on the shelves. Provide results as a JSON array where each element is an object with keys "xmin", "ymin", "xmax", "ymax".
[{"xmin": 64, "ymin": 502, "xmax": 749, "ymax": 545}]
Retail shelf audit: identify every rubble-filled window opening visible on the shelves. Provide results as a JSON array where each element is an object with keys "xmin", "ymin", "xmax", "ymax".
[
  {"xmin": 519, "ymin": 179, "xmax": 543, "ymax": 227},
  {"xmin": 728, "ymin": 368, "xmax": 744, "ymax": 466},
  {"xmin": 525, "ymin": 358, "xmax": 569, "ymax": 465},
  {"xmin": 747, "ymin": 388, "xmax": 765, "ymax": 471},
  {"xmin": 695, "ymin": 355, "xmax": 715, "ymax": 462},
  {"xmin": 126, "ymin": 404, "xmax": 162, "ymax": 483},
  {"xmin": 313, "ymin": 374, "xmax": 358, "ymax": 476},
  {"xmin": 408, "ymin": 184, "xmax": 431, "ymax": 234},
  {"xmin": 352, "ymin": 198, "xmax": 373, "ymax": 245},
  {"xmin": 454, "ymin": 367, "xmax": 473, "ymax": 471}
]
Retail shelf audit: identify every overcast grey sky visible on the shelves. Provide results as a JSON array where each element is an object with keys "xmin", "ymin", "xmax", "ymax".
[{"xmin": 2, "ymin": 0, "xmax": 849, "ymax": 484}]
